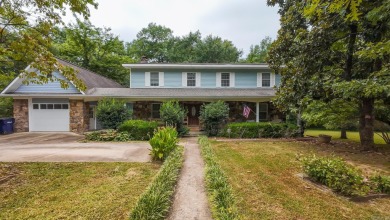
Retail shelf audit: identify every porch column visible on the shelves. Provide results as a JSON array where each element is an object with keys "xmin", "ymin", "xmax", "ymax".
[{"xmin": 256, "ymin": 102, "xmax": 259, "ymax": 122}]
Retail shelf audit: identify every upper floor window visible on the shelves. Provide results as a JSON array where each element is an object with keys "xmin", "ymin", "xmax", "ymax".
[
  {"xmin": 221, "ymin": 73, "xmax": 230, "ymax": 87},
  {"xmin": 257, "ymin": 72, "xmax": 274, "ymax": 87},
  {"xmin": 150, "ymin": 72, "xmax": 159, "ymax": 86},
  {"xmin": 187, "ymin": 72, "xmax": 196, "ymax": 87}
]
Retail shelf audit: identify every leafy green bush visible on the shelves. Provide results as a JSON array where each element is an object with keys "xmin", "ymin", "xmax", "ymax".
[
  {"xmin": 302, "ymin": 155, "xmax": 368, "ymax": 196},
  {"xmin": 199, "ymin": 101, "xmax": 229, "ymax": 136},
  {"xmin": 149, "ymin": 126, "xmax": 178, "ymax": 161},
  {"xmin": 118, "ymin": 120, "xmax": 158, "ymax": 141},
  {"xmin": 370, "ymin": 175, "xmax": 390, "ymax": 194},
  {"xmin": 221, "ymin": 122, "xmax": 299, "ymax": 138},
  {"xmin": 199, "ymin": 136, "xmax": 239, "ymax": 220},
  {"xmin": 160, "ymin": 100, "xmax": 188, "ymax": 136},
  {"xmin": 84, "ymin": 130, "xmax": 130, "ymax": 142},
  {"xmin": 96, "ymin": 98, "xmax": 132, "ymax": 129},
  {"xmin": 130, "ymin": 146, "xmax": 184, "ymax": 220}
]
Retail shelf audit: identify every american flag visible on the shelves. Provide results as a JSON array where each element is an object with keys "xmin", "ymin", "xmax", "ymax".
[{"xmin": 243, "ymin": 105, "xmax": 251, "ymax": 118}]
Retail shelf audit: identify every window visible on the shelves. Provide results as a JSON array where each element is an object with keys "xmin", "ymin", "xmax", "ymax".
[
  {"xmin": 33, "ymin": 103, "xmax": 69, "ymax": 110},
  {"xmin": 150, "ymin": 72, "xmax": 159, "ymax": 86},
  {"xmin": 221, "ymin": 73, "xmax": 230, "ymax": 87},
  {"xmin": 151, "ymin": 103, "xmax": 161, "ymax": 118},
  {"xmin": 187, "ymin": 72, "xmax": 196, "ymax": 87},
  {"xmin": 258, "ymin": 103, "xmax": 268, "ymax": 120},
  {"xmin": 33, "ymin": 104, "xmax": 39, "ymax": 109},
  {"xmin": 62, "ymin": 104, "xmax": 69, "ymax": 109},
  {"xmin": 89, "ymin": 107, "xmax": 94, "ymax": 119},
  {"xmin": 262, "ymin": 73, "xmax": 271, "ymax": 87},
  {"xmin": 40, "ymin": 104, "xmax": 47, "ymax": 109},
  {"xmin": 47, "ymin": 104, "xmax": 54, "ymax": 109}
]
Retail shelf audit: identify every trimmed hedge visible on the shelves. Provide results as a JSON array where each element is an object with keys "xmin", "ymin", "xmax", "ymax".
[
  {"xmin": 199, "ymin": 136, "xmax": 239, "ymax": 220},
  {"xmin": 221, "ymin": 122, "xmax": 299, "ymax": 138},
  {"xmin": 118, "ymin": 120, "xmax": 158, "ymax": 141},
  {"xmin": 84, "ymin": 129, "xmax": 130, "ymax": 142},
  {"xmin": 129, "ymin": 146, "xmax": 184, "ymax": 220}
]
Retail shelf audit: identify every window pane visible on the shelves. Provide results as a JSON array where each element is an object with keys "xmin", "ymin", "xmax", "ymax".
[
  {"xmin": 33, "ymin": 104, "xmax": 39, "ymax": 109},
  {"xmin": 262, "ymin": 73, "xmax": 271, "ymax": 87},
  {"xmin": 54, "ymin": 104, "xmax": 62, "ymax": 109},
  {"xmin": 47, "ymin": 104, "xmax": 54, "ymax": 109},
  {"xmin": 259, "ymin": 104, "xmax": 267, "ymax": 111},
  {"xmin": 187, "ymin": 72, "xmax": 196, "ymax": 86},
  {"xmin": 40, "ymin": 104, "xmax": 47, "ymax": 109},
  {"xmin": 221, "ymin": 73, "xmax": 230, "ymax": 87},
  {"xmin": 150, "ymin": 72, "xmax": 159, "ymax": 86},
  {"xmin": 259, "ymin": 112, "xmax": 267, "ymax": 120},
  {"xmin": 62, "ymin": 104, "xmax": 69, "ymax": 109},
  {"xmin": 152, "ymin": 104, "xmax": 161, "ymax": 118}
]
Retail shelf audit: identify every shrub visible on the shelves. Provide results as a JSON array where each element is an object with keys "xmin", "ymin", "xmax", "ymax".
[
  {"xmin": 221, "ymin": 122, "xmax": 299, "ymax": 138},
  {"xmin": 149, "ymin": 127, "xmax": 179, "ymax": 161},
  {"xmin": 301, "ymin": 155, "xmax": 368, "ymax": 196},
  {"xmin": 84, "ymin": 130, "xmax": 130, "ymax": 142},
  {"xmin": 160, "ymin": 100, "xmax": 188, "ymax": 136},
  {"xmin": 118, "ymin": 120, "xmax": 158, "ymax": 141},
  {"xmin": 130, "ymin": 146, "xmax": 184, "ymax": 220},
  {"xmin": 199, "ymin": 101, "xmax": 229, "ymax": 136},
  {"xmin": 96, "ymin": 98, "xmax": 132, "ymax": 129},
  {"xmin": 199, "ymin": 136, "xmax": 239, "ymax": 220},
  {"xmin": 370, "ymin": 175, "xmax": 390, "ymax": 194}
]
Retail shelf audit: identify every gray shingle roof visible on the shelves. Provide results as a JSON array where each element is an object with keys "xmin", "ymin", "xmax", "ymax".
[
  {"xmin": 86, "ymin": 88, "xmax": 275, "ymax": 99},
  {"xmin": 56, "ymin": 58, "xmax": 123, "ymax": 89}
]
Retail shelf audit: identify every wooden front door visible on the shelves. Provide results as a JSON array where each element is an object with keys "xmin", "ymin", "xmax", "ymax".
[{"xmin": 186, "ymin": 104, "xmax": 201, "ymax": 126}]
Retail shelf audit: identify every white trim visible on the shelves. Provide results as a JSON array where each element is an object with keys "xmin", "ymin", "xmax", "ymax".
[
  {"xmin": 257, "ymin": 73, "xmax": 262, "ymax": 87},
  {"xmin": 216, "ymin": 72, "xmax": 221, "ymax": 87},
  {"xmin": 256, "ymin": 102, "xmax": 259, "ymax": 122},
  {"xmin": 145, "ymin": 72, "xmax": 150, "ymax": 87},
  {"xmin": 218, "ymin": 72, "xmax": 234, "ymax": 88},
  {"xmin": 1, "ymin": 65, "xmax": 31, "ymax": 94},
  {"xmin": 196, "ymin": 72, "xmax": 201, "ymax": 87},
  {"xmin": 182, "ymin": 72, "xmax": 201, "ymax": 87},
  {"xmin": 182, "ymin": 72, "xmax": 187, "ymax": 87},
  {"xmin": 123, "ymin": 64, "xmax": 270, "ymax": 70},
  {"xmin": 271, "ymin": 73, "xmax": 275, "ymax": 87},
  {"xmin": 159, "ymin": 72, "xmax": 164, "ymax": 87},
  {"xmin": 258, "ymin": 72, "xmax": 272, "ymax": 88},
  {"xmin": 230, "ymin": 72, "xmax": 235, "ymax": 87}
]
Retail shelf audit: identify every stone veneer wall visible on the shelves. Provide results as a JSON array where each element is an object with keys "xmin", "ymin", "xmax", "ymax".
[
  {"xmin": 133, "ymin": 101, "xmax": 156, "ymax": 120},
  {"xmin": 69, "ymin": 100, "xmax": 89, "ymax": 133},
  {"xmin": 13, "ymin": 99, "xmax": 29, "ymax": 132}
]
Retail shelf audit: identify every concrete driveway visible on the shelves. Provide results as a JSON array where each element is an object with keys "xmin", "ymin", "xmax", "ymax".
[{"xmin": 0, "ymin": 132, "xmax": 151, "ymax": 162}]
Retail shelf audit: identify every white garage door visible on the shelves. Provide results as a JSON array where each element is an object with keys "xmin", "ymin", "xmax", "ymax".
[{"xmin": 30, "ymin": 98, "xmax": 70, "ymax": 132}]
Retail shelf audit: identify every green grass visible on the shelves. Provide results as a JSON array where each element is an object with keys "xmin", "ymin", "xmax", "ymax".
[
  {"xmin": 199, "ymin": 136, "xmax": 239, "ymax": 220},
  {"xmin": 130, "ymin": 146, "xmax": 184, "ymax": 220},
  {"xmin": 210, "ymin": 140, "xmax": 390, "ymax": 220},
  {"xmin": 305, "ymin": 129, "xmax": 387, "ymax": 144},
  {"xmin": 0, "ymin": 162, "xmax": 160, "ymax": 219}
]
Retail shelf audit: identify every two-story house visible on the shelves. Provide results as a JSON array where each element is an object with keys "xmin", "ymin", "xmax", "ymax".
[{"xmin": 1, "ymin": 59, "xmax": 282, "ymax": 133}]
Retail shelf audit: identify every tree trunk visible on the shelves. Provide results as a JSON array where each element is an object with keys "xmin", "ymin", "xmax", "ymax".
[
  {"xmin": 359, "ymin": 98, "xmax": 375, "ymax": 150},
  {"xmin": 343, "ymin": 24, "xmax": 357, "ymax": 81},
  {"xmin": 340, "ymin": 129, "xmax": 347, "ymax": 139},
  {"xmin": 297, "ymin": 109, "xmax": 304, "ymax": 137}
]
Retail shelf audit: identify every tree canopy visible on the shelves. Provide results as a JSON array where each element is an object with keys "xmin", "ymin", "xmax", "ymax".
[{"xmin": 246, "ymin": 36, "xmax": 273, "ymax": 63}]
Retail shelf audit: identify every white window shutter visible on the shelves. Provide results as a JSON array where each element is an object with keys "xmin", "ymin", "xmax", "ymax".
[
  {"xmin": 145, "ymin": 72, "xmax": 150, "ymax": 87},
  {"xmin": 216, "ymin": 72, "xmax": 221, "ymax": 87},
  {"xmin": 271, "ymin": 73, "xmax": 275, "ymax": 87},
  {"xmin": 182, "ymin": 72, "xmax": 187, "ymax": 87},
  {"xmin": 257, "ymin": 73, "xmax": 262, "ymax": 87},
  {"xmin": 159, "ymin": 72, "xmax": 164, "ymax": 87},
  {"xmin": 196, "ymin": 72, "xmax": 201, "ymax": 87},
  {"xmin": 230, "ymin": 72, "xmax": 235, "ymax": 87}
]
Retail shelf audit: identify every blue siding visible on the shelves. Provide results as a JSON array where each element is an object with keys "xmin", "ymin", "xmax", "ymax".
[
  {"xmin": 164, "ymin": 72, "xmax": 182, "ymax": 87},
  {"xmin": 275, "ymin": 73, "xmax": 281, "ymax": 87},
  {"xmin": 15, "ymin": 71, "xmax": 80, "ymax": 93},
  {"xmin": 131, "ymin": 71, "xmax": 145, "ymax": 88},
  {"xmin": 201, "ymin": 72, "xmax": 216, "ymax": 88},
  {"xmin": 235, "ymin": 71, "xmax": 257, "ymax": 88}
]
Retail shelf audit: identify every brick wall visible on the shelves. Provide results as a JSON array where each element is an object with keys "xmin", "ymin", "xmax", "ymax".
[{"xmin": 13, "ymin": 99, "xmax": 29, "ymax": 132}]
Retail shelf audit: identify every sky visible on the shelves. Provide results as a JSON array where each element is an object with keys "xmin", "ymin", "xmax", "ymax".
[{"xmin": 64, "ymin": 0, "xmax": 281, "ymax": 57}]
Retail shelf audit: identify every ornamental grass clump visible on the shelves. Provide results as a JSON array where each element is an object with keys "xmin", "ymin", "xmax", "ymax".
[{"xmin": 149, "ymin": 126, "xmax": 178, "ymax": 161}]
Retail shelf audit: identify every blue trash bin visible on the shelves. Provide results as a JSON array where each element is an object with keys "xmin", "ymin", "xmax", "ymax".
[{"xmin": 0, "ymin": 118, "xmax": 15, "ymax": 134}]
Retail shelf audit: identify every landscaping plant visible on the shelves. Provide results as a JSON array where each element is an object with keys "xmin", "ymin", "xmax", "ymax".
[
  {"xmin": 84, "ymin": 130, "xmax": 130, "ymax": 142},
  {"xmin": 149, "ymin": 127, "xmax": 178, "ymax": 161},
  {"xmin": 199, "ymin": 101, "xmax": 229, "ymax": 136},
  {"xmin": 130, "ymin": 146, "xmax": 184, "ymax": 220},
  {"xmin": 96, "ymin": 98, "xmax": 132, "ymax": 129},
  {"xmin": 160, "ymin": 100, "xmax": 188, "ymax": 136},
  {"xmin": 222, "ymin": 122, "xmax": 299, "ymax": 138},
  {"xmin": 199, "ymin": 136, "xmax": 239, "ymax": 220},
  {"xmin": 118, "ymin": 120, "xmax": 158, "ymax": 141},
  {"xmin": 370, "ymin": 175, "xmax": 390, "ymax": 194}
]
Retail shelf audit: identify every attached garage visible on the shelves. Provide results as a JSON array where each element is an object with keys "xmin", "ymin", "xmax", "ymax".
[{"xmin": 29, "ymin": 98, "xmax": 70, "ymax": 132}]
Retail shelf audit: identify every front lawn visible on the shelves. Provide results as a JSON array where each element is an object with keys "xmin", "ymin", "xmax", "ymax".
[
  {"xmin": 211, "ymin": 140, "xmax": 390, "ymax": 219},
  {"xmin": 0, "ymin": 162, "xmax": 160, "ymax": 219},
  {"xmin": 305, "ymin": 129, "xmax": 388, "ymax": 145}
]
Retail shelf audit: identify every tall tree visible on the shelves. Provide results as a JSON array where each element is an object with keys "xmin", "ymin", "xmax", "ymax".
[
  {"xmin": 52, "ymin": 20, "xmax": 134, "ymax": 85},
  {"xmin": 193, "ymin": 35, "xmax": 242, "ymax": 63},
  {"xmin": 267, "ymin": 0, "xmax": 390, "ymax": 149},
  {"xmin": 0, "ymin": 0, "xmax": 97, "ymax": 91},
  {"xmin": 246, "ymin": 36, "xmax": 272, "ymax": 63},
  {"xmin": 168, "ymin": 31, "xmax": 202, "ymax": 63}
]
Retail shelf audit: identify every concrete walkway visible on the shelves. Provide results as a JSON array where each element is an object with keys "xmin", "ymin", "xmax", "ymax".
[{"xmin": 168, "ymin": 137, "xmax": 212, "ymax": 220}]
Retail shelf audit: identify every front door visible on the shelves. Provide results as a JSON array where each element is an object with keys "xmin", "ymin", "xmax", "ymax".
[{"xmin": 186, "ymin": 104, "xmax": 201, "ymax": 126}]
